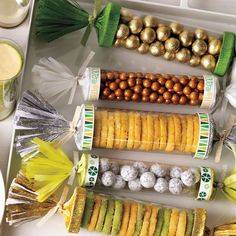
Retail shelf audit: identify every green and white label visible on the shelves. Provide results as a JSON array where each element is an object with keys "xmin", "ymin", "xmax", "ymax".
[
  {"xmin": 84, "ymin": 154, "xmax": 99, "ymax": 187},
  {"xmin": 193, "ymin": 113, "xmax": 210, "ymax": 160},
  {"xmin": 81, "ymin": 104, "xmax": 95, "ymax": 151},
  {"xmin": 200, "ymin": 75, "xmax": 218, "ymax": 109},
  {"xmin": 197, "ymin": 167, "xmax": 214, "ymax": 201},
  {"xmin": 87, "ymin": 67, "xmax": 101, "ymax": 101}
]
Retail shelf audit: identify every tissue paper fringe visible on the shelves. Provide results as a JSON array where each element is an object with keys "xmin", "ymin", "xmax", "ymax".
[
  {"xmin": 6, "ymin": 172, "xmax": 57, "ymax": 226},
  {"xmin": 14, "ymin": 91, "xmax": 70, "ymax": 158}
]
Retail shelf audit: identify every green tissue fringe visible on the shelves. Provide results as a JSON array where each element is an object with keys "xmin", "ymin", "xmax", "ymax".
[{"xmin": 36, "ymin": 0, "xmax": 121, "ymax": 47}]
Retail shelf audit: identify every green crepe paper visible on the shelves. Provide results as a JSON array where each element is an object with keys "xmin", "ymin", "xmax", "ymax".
[{"xmin": 36, "ymin": 0, "xmax": 121, "ymax": 47}]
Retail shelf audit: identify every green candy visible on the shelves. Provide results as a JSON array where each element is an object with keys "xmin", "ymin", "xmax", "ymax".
[
  {"xmin": 102, "ymin": 198, "xmax": 115, "ymax": 234},
  {"xmin": 185, "ymin": 210, "xmax": 194, "ymax": 236},
  {"xmin": 81, "ymin": 191, "xmax": 94, "ymax": 228},
  {"xmin": 95, "ymin": 196, "xmax": 108, "ymax": 232},
  {"xmin": 154, "ymin": 208, "xmax": 164, "ymax": 236},
  {"xmin": 160, "ymin": 208, "xmax": 171, "ymax": 236},
  {"xmin": 133, "ymin": 203, "xmax": 145, "ymax": 236},
  {"xmin": 111, "ymin": 200, "xmax": 123, "ymax": 235}
]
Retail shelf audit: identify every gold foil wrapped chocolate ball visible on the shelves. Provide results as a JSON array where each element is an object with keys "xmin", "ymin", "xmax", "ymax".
[
  {"xmin": 129, "ymin": 18, "xmax": 143, "ymax": 34},
  {"xmin": 125, "ymin": 35, "xmax": 140, "ymax": 49},
  {"xmin": 116, "ymin": 24, "xmax": 130, "ymax": 39},
  {"xmin": 179, "ymin": 30, "xmax": 194, "ymax": 47},
  {"xmin": 165, "ymin": 37, "xmax": 180, "ymax": 53},
  {"xmin": 114, "ymin": 38, "xmax": 126, "ymax": 47},
  {"xmin": 143, "ymin": 15, "xmax": 158, "ymax": 28},
  {"xmin": 140, "ymin": 28, "xmax": 156, "ymax": 44},
  {"xmin": 156, "ymin": 26, "xmax": 171, "ymax": 41},
  {"xmin": 208, "ymin": 36, "xmax": 218, "ymax": 42},
  {"xmin": 120, "ymin": 9, "xmax": 133, "ymax": 23},
  {"xmin": 208, "ymin": 38, "xmax": 222, "ymax": 55},
  {"xmin": 195, "ymin": 28, "xmax": 208, "ymax": 40},
  {"xmin": 149, "ymin": 41, "xmax": 165, "ymax": 56},
  {"xmin": 138, "ymin": 43, "xmax": 149, "ymax": 54},
  {"xmin": 170, "ymin": 22, "xmax": 184, "ymax": 35},
  {"xmin": 192, "ymin": 39, "xmax": 208, "ymax": 56},
  {"xmin": 164, "ymin": 51, "xmax": 175, "ymax": 60},
  {"xmin": 201, "ymin": 54, "xmax": 216, "ymax": 70},
  {"xmin": 189, "ymin": 55, "xmax": 201, "ymax": 66},
  {"xmin": 176, "ymin": 48, "xmax": 191, "ymax": 63}
]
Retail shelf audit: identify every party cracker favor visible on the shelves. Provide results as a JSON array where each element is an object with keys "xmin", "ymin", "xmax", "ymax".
[
  {"xmin": 32, "ymin": 57, "xmax": 219, "ymax": 109},
  {"xmin": 35, "ymin": 0, "xmax": 235, "ymax": 76},
  {"xmin": 6, "ymin": 179, "xmax": 236, "ymax": 236}
]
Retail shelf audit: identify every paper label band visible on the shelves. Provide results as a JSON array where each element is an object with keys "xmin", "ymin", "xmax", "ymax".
[
  {"xmin": 87, "ymin": 67, "xmax": 101, "ymax": 102},
  {"xmin": 84, "ymin": 154, "xmax": 99, "ymax": 187},
  {"xmin": 197, "ymin": 167, "xmax": 214, "ymax": 201},
  {"xmin": 193, "ymin": 113, "xmax": 211, "ymax": 159},
  {"xmin": 200, "ymin": 75, "xmax": 217, "ymax": 109},
  {"xmin": 81, "ymin": 104, "xmax": 94, "ymax": 151}
]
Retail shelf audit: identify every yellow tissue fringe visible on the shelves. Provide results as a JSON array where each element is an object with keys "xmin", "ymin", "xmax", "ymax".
[{"xmin": 22, "ymin": 138, "xmax": 74, "ymax": 202}]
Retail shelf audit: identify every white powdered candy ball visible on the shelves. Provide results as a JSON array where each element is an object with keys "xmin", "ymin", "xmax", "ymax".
[
  {"xmin": 101, "ymin": 171, "xmax": 116, "ymax": 187},
  {"xmin": 120, "ymin": 165, "xmax": 138, "ymax": 181},
  {"xmin": 154, "ymin": 178, "xmax": 169, "ymax": 193},
  {"xmin": 110, "ymin": 162, "xmax": 120, "ymax": 175},
  {"xmin": 189, "ymin": 168, "xmax": 201, "ymax": 183},
  {"xmin": 99, "ymin": 158, "xmax": 111, "ymax": 173},
  {"xmin": 181, "ymin": 170, "xmax": 195, "ymax": 187},
  {"xmin": 140, "ymin": 172, "xmax": 156, "ymax": 188},
  {"xmin": 113, "ymin": 175, "xmax": 126, "ymax": 189},
  {"xmin": 128, "ymin": 178, "xmax": 143, "ymax": 191},
  {"xmin": 169, "ymin": 178, "xmax": 183, "ymax": 195},
  {"xmin": 170, "ymin": 166, "xmax": 183, "ymax": 179},
  {"xmin": 150, "ymin": 163, "xmax": 167, "ymax": 177},
  {"xmin": 133, "ymin": 161, "xmax": 149, "ymax": 175}
]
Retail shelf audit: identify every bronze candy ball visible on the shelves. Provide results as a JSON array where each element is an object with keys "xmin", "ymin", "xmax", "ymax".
[
  {"xmin": 171, "ymin": 94, "xmax": 180, "ymax": 104},
  {"xmin": 124, "ymin": 89, "xmax": 133, "ymax": 97},
  {"xmin": 138, "ymin": 43, "xmax": 149, "ymax": 54},
  {"xmin": 176, "ymin": 48, "xmax": 191, "ymax": 63},
  {"xmin": 120, "ymin": 81, "xmax": 128, "ymax": 90},
  {"xmin": 201, "ymin": 54, "xmax": 216, "ymax": 71},
  {"xmin": 109, "ymin": 82, "xmax": 118, "ymax": 91},
  {"xmin": 125, "ymin": 35, "xmax": 140, "ymax": 49},
  {"xmin": 108, "ymin": 93, "xmax": 116, "ymax": 100},
  {"xmin": 120, "ymin": 72, "xmax": 127, "ymax": 80},
  {"xmin": 170, "ymin": 22, "xmax": 184, "ymax": 35},
  {"xmin": 142, "ymin": 88, "xmax": 151, "ymax": 96},
  {"xmin": 179, "ymin": 30, "xmax": 194, "ymax": 47},
  {"xmin": 173, "ymin": 83, "xmax": 182, "ymax": 92},
  {"xmin": 149, "ymin": 41, "xmax": 165, "ymax": 56},
  {"xmin": 179, "ymin": 95, "xmax": 187, "ymax": 105},
  {"xmin": 128, "ymin": 78, "xmax": 136, "ymax": 87},
  {"xmin": 183, "ymin": 86, "xmax": 191, "ymax": 95},
  {"xmin": 129, "ymin": 18, "xmax": 143, "ymax": 34},
  {"xmin": 150, "ymin": 92, "xmax": 158, "ymax": 102},
  {"xmin": 197, "ymin": 81, "xmax": 204, "ymax": 91},
  {"xmin": 151, "ymin": 82, "xmax": 161, "ymax": 91},
  {"xmin": 179, "ymin": 76, "xmax": 189, "ymax": 85},
  {"xmin": 208, "ymin": 38, "xmax": 222, "ymax": 55},
  {"xmin": 143, "ymin": 15, "xmax": 158, "ymax": 28},
  {"xmin": 156, "ymin": 26, "xmax": 171, "ymax": 41},
  {"xmin": 134, "ymin": 85, "xmax": 143, "ymax": 94},
  {"xmin": 195, "ymin": 28, "xmax": 208, "ymax": 40},
  {"xmin": 116, "ymin": 24, "xmax": 130, "ymax": 39},
  {"xmin": 165, "ymin": 80, "xmax": 174, "ymax": 89},
  {"xmin": 115, "ymin": 88, "xmax": 123, "ymax": 97},
  {"xmin": 136, "ymin": 78, "xmax": 143, "ymax": 85},
  {"xmin": 116, "ymin": 96, "xmax": 124, "ymax": 101},
  {"xmin": 157, "ymin": 95, "xmax": 165, "ymax": 103},
  {"xmin": 192, "ymin": 39, "xmax": 208, "ymax": 56},
  {"xmin": 142, "ymin": 96, "xmax": 150, "ymax": 103},
  {"xmin": 165, "ymin": 37, "xmax": 180, "ymax": 53},
  {"xmin": 132, "ymin": 93, "xmax": 140, "ymax": 101},
  {"xmin": 189, "ymin": 99, "xmax": 199, "ymax": 106},
  {"xmin": 189, "ymin": 91, "xmax": 199, "ymax": 100},
  {"xmin": 129, "ymin": 72, "xmax": 136, "ymax": 78},
  {"xmin": 163, "ymin": 91, "xmax": 172, "ymax": 100},
  {"xmin": 158, "ymin": 76, "xmax": 166, "ymax": 85},
  {"xmin": 103, "ymin": 88, "xmax": 111, "ymax": 96},
  {"xmin": 143, "ymin": 79, "xmax": 152, "ymax": 88},
  {"xmin": 158, "ymin": 86, "xmax": 166, "ymax": 94},
  {"xmin": 188, "ymin": 80, "xmax": 197, "ymax": 89}
]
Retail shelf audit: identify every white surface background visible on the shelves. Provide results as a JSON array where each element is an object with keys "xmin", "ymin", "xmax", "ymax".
[{"xmin": 1, "ymin": 0, "xmax": 236, "ymax": 235}]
